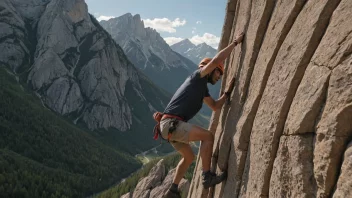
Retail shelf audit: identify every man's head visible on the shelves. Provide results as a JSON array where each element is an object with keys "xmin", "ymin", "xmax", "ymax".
[{"xmin": 198, "ymin": 57, "xmax": 224, "ymax": 85}]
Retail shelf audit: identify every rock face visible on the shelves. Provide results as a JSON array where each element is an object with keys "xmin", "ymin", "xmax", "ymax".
[
  {"xmin": 100, "ymin": 14, "xmax": 197, "ymax": 93},
  {"xmin": 0, "ymin": 0, "xmax": 170, "ymax": 132},
  {"xmin": 188, "ymin": 0, "xmax": 352, "ymax": 197},
  {"xmin": 126, "ymin": 159, "xmax": 190, "ymax": 198}
]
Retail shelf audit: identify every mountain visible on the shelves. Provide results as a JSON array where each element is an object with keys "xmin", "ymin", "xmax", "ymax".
[
  {"xmin": 0, "ymin": 0, "xmax": 209, "ymax": 157},
  {"xmin": 100, "ymin": 13, "xmax": 198, "ymax": 93},
  {"xmin": 0, "ymin": 0, "xmax": 180, "ymax": 195},
  {"xmin": 0, "ymin": 0, "xmax": 174, "ymax": 136},
  {"xmin": 171, "ymin": 39, "xmax": 217, "ymax": 65}
]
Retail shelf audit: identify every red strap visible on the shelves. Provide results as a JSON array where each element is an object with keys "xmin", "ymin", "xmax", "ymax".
[
  {"xmin": 162, "ymin": 114, "xmax": 184, "ymax": 121},
  {"xmin": 153, "ymin": 124, "xmax": 160, "ymax": 140}
]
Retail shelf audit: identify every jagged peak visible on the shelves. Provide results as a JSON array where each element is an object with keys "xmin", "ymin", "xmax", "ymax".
[
  {"xmin": 103, "ymin": 13, "xmax": 132, "ymax": 23},
  {"xmin": 133, "ymin": 14, "xmax": 141, "ymax": 21},
  {"xmin": 120, "ymin": 12, "xmax": 133, "ymax": 18},
  {"xmin": 195, "ymin": 42, "xmax": 216, "ymax": 51},
  {"xmin": 172, "ymin": 39, "xmax": 196, "ymax": 47}
]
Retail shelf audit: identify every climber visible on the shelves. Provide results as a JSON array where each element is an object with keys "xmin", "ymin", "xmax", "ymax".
[{"xmin": 160, "ymin": 32, "xmax": 245, "ymax": 198}]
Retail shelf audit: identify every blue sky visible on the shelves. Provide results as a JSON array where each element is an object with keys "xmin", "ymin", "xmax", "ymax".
[{"xmin": 85, "ymin": 0, "xmax": 227, "ymax": 48}]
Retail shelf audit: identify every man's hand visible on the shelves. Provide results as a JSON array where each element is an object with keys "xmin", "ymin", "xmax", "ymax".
[{"xmin": 234, "ymin": 32, "xmax": 245, "ymax": 44}]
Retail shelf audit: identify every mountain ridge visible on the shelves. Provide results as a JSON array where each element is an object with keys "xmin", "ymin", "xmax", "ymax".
[{"xmin": 100, "ymin": 13, "xmax": 198, "ymax": 93}]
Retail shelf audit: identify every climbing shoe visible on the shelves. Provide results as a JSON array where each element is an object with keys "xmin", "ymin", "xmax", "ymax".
[
  {"xmin": 202, "ymin": 171, "xmax": 227, "ymax": 189},
  {"xmin": 164, "ymin": 189, "xmax": 181, "ymax": 198}
]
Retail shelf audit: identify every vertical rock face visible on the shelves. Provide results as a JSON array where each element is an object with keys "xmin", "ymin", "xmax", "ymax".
[
  {"xmin": 333, "ymin": 141, "xmax": 352, "ymax": 198},
  {"xmin": 0, "ymin": 0, "xmax": 170, "ymax": 132},
  {"xmin": 189, "ymin": 0, "xmax": 352, "ymax": 197}
]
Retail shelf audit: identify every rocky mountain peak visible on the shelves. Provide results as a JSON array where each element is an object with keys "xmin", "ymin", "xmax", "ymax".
[
  {"xmin": 66, "ymin": 0, "xmax": 89, "ymax": 23},
  {"xmin": 171, "ymin": 39, "xmax": 217, "ymax": 65},
  {"xmin": 0, "ymin": 0, "xmax": 170, "ymax": 132},
  {"xmin": 180, "ymin": 39, "xmax": 195, "ymax": 46},
  {"xmin": 197, "ymin": 42, "xmax": 213, "ymax": 50},
  {"xmin": 100, "ymin": 13, "xmax": 197, "ymax": 92},
  {"xmin": 133, "ymin": 13, "xmax": 141, "ymax": 22},
  {"xmin": 171, "ymin": 39, "xmax": 196, "ymax": 54}
]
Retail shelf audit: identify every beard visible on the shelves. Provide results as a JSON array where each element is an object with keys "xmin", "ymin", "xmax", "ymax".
[
  {"xmin": 207, "ymin": 71, "xmax": 217, "ymax": 85},
  {"xmin": 210, "ymin": 79, "xmax": 217, "ymax": 85}
]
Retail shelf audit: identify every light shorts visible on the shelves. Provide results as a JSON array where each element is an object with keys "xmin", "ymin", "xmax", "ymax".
[{"xmin": 160, "ymin": 118, "xmax": 193, "ymax": 150}]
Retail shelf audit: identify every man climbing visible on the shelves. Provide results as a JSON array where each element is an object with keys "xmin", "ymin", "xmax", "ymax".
[{"xmin": 161, "ymin": 32, "xmax": 244, "ymax": 198}]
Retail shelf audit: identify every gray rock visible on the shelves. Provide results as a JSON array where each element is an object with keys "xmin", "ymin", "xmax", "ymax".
[
  {"xmin": 132, "ymin": 159, "xmax": 166, "ymax": 198},
  {"xmin": 333, "ymin": 141, "xmax": 352, "ymax": 198},
  {"xmin": 149, "ymin": 168, "xmax": 190, "ymax": 198},
  {"xmin": 11, "ymin": 0, "xmax": 50, "ymax": 21},
  {"xmin": 189, "ymin": 0, "xmax": 352, "ymax": 198},
  {"xmin": 120, "ymin": 192, "xmax": 132, "ymax": 198},
  {"xmin": 0, "ymin": 0, "xmax": 164, "ymax": 132},
  {"xmin": 28, "ymin": 49, "xmax": 69, "ymax": 90},
  {"xmin": 0, "ymin": 0, "xmax": 28, "ymax": 72}
]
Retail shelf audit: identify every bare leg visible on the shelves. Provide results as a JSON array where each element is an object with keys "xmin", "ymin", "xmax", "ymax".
[
  {"xmin": 173, "ymin": 144, "xmax": 195, "ymax": 184},
  {"xmin": 188, "ymin": 125, "xmax": 214, "ymax": 172}
]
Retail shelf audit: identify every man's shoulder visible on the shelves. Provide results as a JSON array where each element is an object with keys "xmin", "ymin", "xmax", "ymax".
[{"xmin": 189, "ymin": 69, "xmax": 203, "ymax": 80}]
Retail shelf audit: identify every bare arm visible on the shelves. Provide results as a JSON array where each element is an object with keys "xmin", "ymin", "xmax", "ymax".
[
  {"xmin": 203, "ymin": 77, "xmax": 236, "ymax": 111},
  {"xmin": 203, "ymin": 95, "xmax": 228, "ymax": 111},
  {"xmin": 199, "ymin": 32, "xmax": 244, "ymax": 78}
]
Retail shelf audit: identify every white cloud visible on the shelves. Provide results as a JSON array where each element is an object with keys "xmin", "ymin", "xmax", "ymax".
[
  {"xmin": 190, "ymin": 33, "xmax": 220, "ymax": 49},
  {"xmin": 96, "ymin": 15, "xmax": 115, "ymax": 21},
  {"xmin": 196, "ymin": 21, "xmax": 202, "ymax": 24},
  {"xmin": 163, "ymin": 37, "xmax": 184, "ymax": 46},
  {"xmin": 143, "ymin": 18, "xmax": 186, "ymax": 33}
]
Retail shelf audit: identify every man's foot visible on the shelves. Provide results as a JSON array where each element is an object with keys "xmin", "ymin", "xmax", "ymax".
[
  {"xmin": 202, "ymin": 171, "xmax": 227, "ymax": 189},
  {"xmin": 164, "ymin": 189, "xmax": 181, "ymax": 198}
]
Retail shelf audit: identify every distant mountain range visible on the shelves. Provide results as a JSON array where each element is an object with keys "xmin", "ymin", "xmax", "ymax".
[
  {"xmin": 171, "ymin": 39, "xmax": 217, "ymax": 65},
  {"xmin": 100, "ymin": 13, "xmax": 197, "ymax": 93}
]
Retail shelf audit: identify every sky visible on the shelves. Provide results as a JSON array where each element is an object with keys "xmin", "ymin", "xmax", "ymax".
[{"xmin": 85, "ymin": 0, "xmax": 227, "ymax": 48}]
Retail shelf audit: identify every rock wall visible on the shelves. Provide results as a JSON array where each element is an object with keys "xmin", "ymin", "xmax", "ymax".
[
  {"xmin": 189, "ymin": 0, "xmax": 352, "ymax": 197},
  {"xmin": 121, "ymin": 159, "xmax": 190, "ymax": 198}
]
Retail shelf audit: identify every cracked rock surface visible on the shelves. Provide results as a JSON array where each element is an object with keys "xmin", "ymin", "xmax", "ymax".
[{"xmin": 188, "ymin": 0, "xmax": 352, "ymax": 197}]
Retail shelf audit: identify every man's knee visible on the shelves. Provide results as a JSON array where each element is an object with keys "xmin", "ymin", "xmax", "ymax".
[
  {"xmin": 202, "ymin": 132, "xmax": 214, "ymax": 143},
  {"xmin": 189, "ymin": 126, "xmax": 214, "ymax": 142}
]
